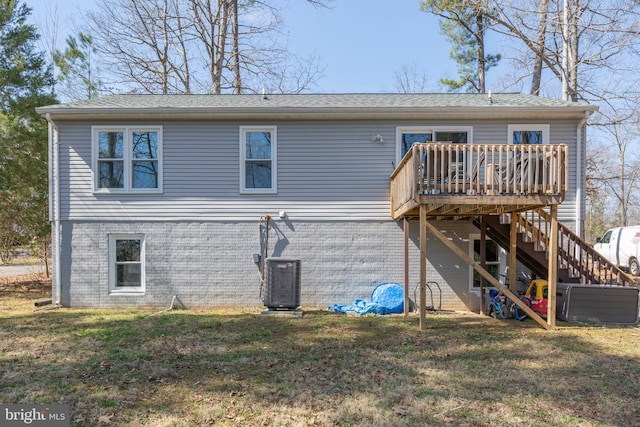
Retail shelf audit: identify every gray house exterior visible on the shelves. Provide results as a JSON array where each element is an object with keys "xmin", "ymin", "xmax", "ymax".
[{"xmin": 37, "ymin": 93, "xmax": 596, "ymax": 311}]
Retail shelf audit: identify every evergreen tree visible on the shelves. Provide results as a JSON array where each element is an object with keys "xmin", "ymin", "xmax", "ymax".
[
  {"xmin": 54, "ymin": 32, "xmax": 102, "ymax": 101},
  {"xmin": 0, "ymin": 0, "xmax": 56, "ymax": 262},
  {"xmin": 421, "ymin": 0, "xmax": 500, "ymax": 93}
]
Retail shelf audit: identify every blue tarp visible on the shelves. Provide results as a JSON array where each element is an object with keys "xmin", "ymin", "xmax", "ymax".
[{"xmin": 328, "ymin": 283, "xmax": 404, "ymax": 315}]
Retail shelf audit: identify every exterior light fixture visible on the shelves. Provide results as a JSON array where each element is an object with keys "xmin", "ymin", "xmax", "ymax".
[{"xmin": 372, "ymin": 134, "xmax": 384, "ymax": 143}]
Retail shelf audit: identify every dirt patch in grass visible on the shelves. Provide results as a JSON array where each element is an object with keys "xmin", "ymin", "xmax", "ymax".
[
  {"xmin": 1, "ymin": 276, "xmax": 639, "ymax": 426},
  {"xmin": 0, "ymin": 273, "xmax": 50, "ymax": 293}
]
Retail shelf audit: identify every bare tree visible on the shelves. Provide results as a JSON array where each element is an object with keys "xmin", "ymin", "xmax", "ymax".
[
  {"xmin": 589, "ymin": 117, "xmax": 640, "ymax": 227},
  {"xmin": 189, "ymin": 0, "xmax": 229, "ymax": 94},
  {"xmin": 585, "ymin": 153, "xmax": 611, "ymax": 242},
  {"xmin": 33, "ymin": 3, "xmax": 59, "ymax": 97},
  {"xmin": 87, "ymin": 0, "xmax": 192, "ymax": 94},
  {"xmin": 530, "ymin": 0, "xmax": 549, "ymax": 95},
  {"xmin": 85, "ymin": 0, "xmax": 327, "ymax": 95},
  {"xmin": 392, "ymin": 63, "xmax": 430, "ymax": 93},
  {"xmin": 230, "ymin": 0, "xmax": 241, "ymax": 93},
  {"xmin": 484, "ymin": 0, "xmax": 640, "ymax": 102}
]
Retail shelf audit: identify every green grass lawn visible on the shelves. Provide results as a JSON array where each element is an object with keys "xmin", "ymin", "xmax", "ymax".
[{"xmin": 1, "ymin": 275, "xmax": 639, "ymax": 426}]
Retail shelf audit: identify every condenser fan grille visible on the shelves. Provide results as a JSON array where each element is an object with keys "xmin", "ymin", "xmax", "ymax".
[{"xmin": 263, "ymin": 257, "xmax": 301, "ymax": 310}]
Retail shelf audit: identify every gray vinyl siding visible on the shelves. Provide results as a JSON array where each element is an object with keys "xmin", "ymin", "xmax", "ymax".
[
  {"xmin": 58, "ymin": 121, "xmax": 396, "ymax": 221},
  {"xmin": 553, "ymin": 120, "xmax": 579, "ymax": 229},
  {"xmin": 56, "ymin": 119, "xmax": 581, "ymax": 226}
]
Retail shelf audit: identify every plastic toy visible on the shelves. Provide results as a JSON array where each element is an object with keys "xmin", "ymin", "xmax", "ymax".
[
  {"xmin": 487, "ymin": 289, "xmax": 528, "ymax": 320},
  {"xmin": 516, "ymin": 279, "xmax": 549, "ymax": 319}
]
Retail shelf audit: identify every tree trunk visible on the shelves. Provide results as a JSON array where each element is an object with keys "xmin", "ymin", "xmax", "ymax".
[
  {"xmin": 476, "ymin": 10, "xmax": 486, "ymax": 94},
  {"xmin": 619, "ymin": 142, "xmax": 627, "ymax": 226},
  {"xmin": 161, "ymin": 0, "xmax": 169, "ymax": 94},
  {"xmin": 561, "ymin": 0, "xmax": 580, "ymax": 101},
  {"xmin": 212, "ymin": 0, "xmax": 229, "ymax": 94},
  {"xmin": 231, "ymin": 0, "xmax": 241, "ymax": 93},
  {"xmin": 530, "ymin": 0, "xmax": 549, "ymax": 96},
  {"xmin": 562, "ymin": 0, "xmax": 570, "ymax": 100},
  {"xmin": 173, "ymin": 0, "xmax": 191, "ymax": 93},
  {"xmin": 568, "ymin": 0, "xmax": 579, "ymax": 102}
]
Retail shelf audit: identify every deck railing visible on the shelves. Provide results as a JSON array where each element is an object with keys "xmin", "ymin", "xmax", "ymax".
[{"xmin": 391, "ymin": 143, "xmax": 567, "ymax": 210}]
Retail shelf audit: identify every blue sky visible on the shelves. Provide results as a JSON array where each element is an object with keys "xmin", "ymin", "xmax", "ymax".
[
  {"xmin": 26, "ymin": 0, "xmax": 456, "ymax": 93},
  {"xmin": 282, "ymin": 0, "xmax": 451, "ymax": 92}
]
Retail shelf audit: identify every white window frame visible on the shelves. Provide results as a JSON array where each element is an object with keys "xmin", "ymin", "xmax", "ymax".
[
  {"xmin": 507, "ymin": 124, "xmax": 550, "ymax": 145},
  {"xmin": 395, "ymin": 126, "xmax": 473, "ymax": 165},
  {"xmin": 240, "ymin": 125, "xmax": 277, "ymax": 194},
  {"xmin": 108, "ymin": 234, "xmax": 146, "ymax": 295},
  {"xmin": 92, "ymin": 126, "xmax": 163, "ymax": 194},
  {"xmin": 468, "ymin": 233, "xmax": 505, "ymax": 292}
]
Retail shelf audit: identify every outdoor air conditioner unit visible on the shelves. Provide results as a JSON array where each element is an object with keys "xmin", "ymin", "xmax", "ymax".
[{"xmin": 263, "ymin": 257, "xmax": 301, "ymax": 310}]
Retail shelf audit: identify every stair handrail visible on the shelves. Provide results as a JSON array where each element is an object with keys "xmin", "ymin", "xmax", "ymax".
[{"xmin": 517, "ymin": 208, "xmax": 636, "ymax": 287}]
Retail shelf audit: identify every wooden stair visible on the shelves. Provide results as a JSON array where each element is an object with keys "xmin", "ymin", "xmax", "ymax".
[{"xmin": 473, "ymin": 208, "xmax": 637, "ymax": 287}]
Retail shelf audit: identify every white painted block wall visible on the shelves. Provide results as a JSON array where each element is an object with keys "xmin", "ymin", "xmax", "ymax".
[{"xmin": 58, "ymin": 219, "xmax": 480, "ymax": 311}]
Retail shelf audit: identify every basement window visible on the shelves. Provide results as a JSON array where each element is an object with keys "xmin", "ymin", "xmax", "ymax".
[{"xmin": 108, "ymin": 235, "xmax": 145, "ymax": 295}]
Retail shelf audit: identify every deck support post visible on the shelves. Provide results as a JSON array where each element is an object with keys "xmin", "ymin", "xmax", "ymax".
[
  {"xmin": 509, "ymin": 212, "xmax": 518, "ymax": 292},
  {"xmin": 404, "ymin": 217, "xmax": 410, "ymax": 317},
  {"xmin": 423, "ymin": 220, "xmax": 551, "ymax": 330},
  {"xmin": 420, "ymin": 206, "xmax": 427, "ymax": 330},
  {"xmin": 547, "ymin": 204, "xmax": 558, "ymax": 328},
  {"xmin": 480, "ymin": 217, "xmax": 486, "ymax": 315}
]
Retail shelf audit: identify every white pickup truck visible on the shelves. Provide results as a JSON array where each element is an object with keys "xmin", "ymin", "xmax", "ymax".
[{"xmin": 593, "ymin": 226, "xmax": 640, "ymax": 276}]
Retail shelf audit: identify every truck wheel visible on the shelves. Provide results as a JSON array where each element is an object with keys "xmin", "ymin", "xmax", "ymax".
[{"xmin": 629, "ymin": 258, "xmax": 640, "ymax": 276}]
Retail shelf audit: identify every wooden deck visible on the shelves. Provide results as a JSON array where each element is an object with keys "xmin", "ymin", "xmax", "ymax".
[
  {"xmin": 391, "ymin": 143, "xmax": 568, "ymax": 330},
  {"xmin": 390, "ymin": 143, "xmax": 567, "ymax": 219},
  {"xmin": 391, "ymin": 144, "xmax": 635, "ymax": 330}
]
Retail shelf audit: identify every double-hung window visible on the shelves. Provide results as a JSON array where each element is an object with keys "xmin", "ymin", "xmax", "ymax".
[
  {"xmin": 240, "ymin": 126, "xmax": 277, "ymax": 193},
  {"xmin": 507, "ymin": 124, "xmax": 549, "ymax": 145},
  {"xmin": 108, "ymin": 235, "xmax": 145, "ymax": 295},
  {"xmin": 93, "ymin": 126, "xmax": 163, "ymax": 193}
]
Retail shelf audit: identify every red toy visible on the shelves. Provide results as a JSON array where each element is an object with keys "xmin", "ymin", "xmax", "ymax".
[{"xmin": 521, "ymin": 279, "xmax": 549, "ymax": 317}]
